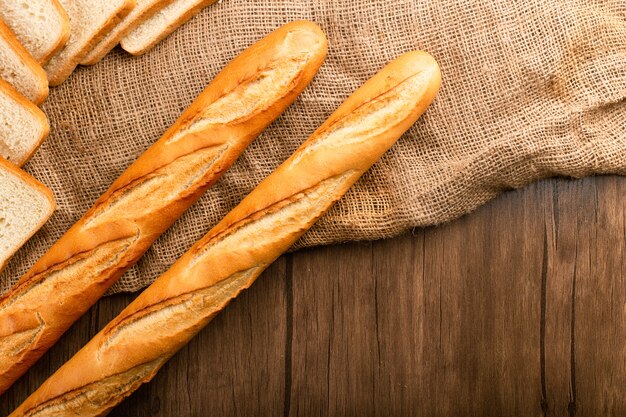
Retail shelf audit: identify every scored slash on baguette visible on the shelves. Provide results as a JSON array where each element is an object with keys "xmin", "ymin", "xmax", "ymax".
[
  {"xmin": 0, "ymin": 80, "xmax": 50, "ymax": 167},
  {"xmin": 0, "ymin": 20, "xmax": 48, "ymax": 104},
  {"xmin": 0, "ymin": 21, "xmax": 328, "ymax": 397},
  {"xmin": 0, "ymin": 0, "xmax": 70, "ymax": 65},
  {"xmin": 121, "ymin": 0, "xmax": 218, "ymax": 56},
  {"xmin": 44, "ymin": 0, "xmax": 137, "ymax": 86},
  {"xmin": 0, "ymin": 157, "xmax": 55, "ymax": 275},
  {"xmin": 7, "ymin": 50, "xmax": 441, "ymax": 417},
  {"xmin": 81, "ymin": 0, "xmax": 176, "ymax": 66}
]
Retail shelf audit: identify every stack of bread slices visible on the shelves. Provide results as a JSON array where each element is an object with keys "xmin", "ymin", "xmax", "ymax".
[{"xmin": 0, "ymin": 0, "xmax": 219, "ymax": 274}]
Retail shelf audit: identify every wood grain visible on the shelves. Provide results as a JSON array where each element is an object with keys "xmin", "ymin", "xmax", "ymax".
[{"xmin": 0, "ymin": 176, "xmax": 623, "ymax": 416}]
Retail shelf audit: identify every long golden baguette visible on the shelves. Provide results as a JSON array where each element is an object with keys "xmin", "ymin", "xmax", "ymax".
[
  {"xmin": 0, "ymin": 20, "xmax": 327, "ymax": 395},
  {"xmin": 9, "ymin": 51, "xmax": 441, "ymax": 417}
]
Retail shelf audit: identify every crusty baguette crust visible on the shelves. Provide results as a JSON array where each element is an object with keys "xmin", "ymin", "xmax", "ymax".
[
  {"xmin": 39, "ymin": 0, "xmax": 71, "ymax": 65},
  {"xmin": 0, "ymin": 157, "xmax": 55, "ymax": 272},
  {"xmin": 81, "ymin": 0, "xmax": 176, "ymax": 66},
  {"xmin": 0, "ymin": 20, "xmax": 327, "ymax": 395},
  {"xmin": 0, "ymin": 20, "xmax": 49, "ymax": 104},
  {"xmin": 0, "ymin": 79, "xmax": 50, "ymax": 166},
  {"xmin": 120, "ymin": 0, "xmax": 218, "ymax": 56},
  {"xmin": 9, "ymin": 51, "xmax": 441, "ymax": 417},
  {"xmin": 45, "ymin": 0, "xmax": 137, "ymax": 86}
]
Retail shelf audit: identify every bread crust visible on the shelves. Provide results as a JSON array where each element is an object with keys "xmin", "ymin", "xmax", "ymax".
[
  {"xmin": 121, "ymin": 0, "xmax": 219, "ymax": 56},
  {"xmin": 81, "ymin": 0, "xmax": 176, "ymax": 65},
  {"xmin": 0, "ymin": 0, "xmax": 70, "ymax": 65},
  {"xmin": 8, "ymin": 51, "xmax": 441, "ymax": 417},
  {"xmin": 0, "ymin": 157, "xmax": 55, "ymax": 272},
  {"xmin": 0, "ymin": 79, "xmax": 50, "ymax": 166},
  {"xmin": 0, "ymin": 20, "xmax": 49, "ymax": 104},
  {"xmin": 45, "ymin": 0, "xmax": 137, "ymax": 86},
  {"xmin": 38, "ymin": 0, "xmax": 71, "ymax": 65},
  {"xmin": 0, "ymin": 20, "xmax": 327, "ymax": 395}
]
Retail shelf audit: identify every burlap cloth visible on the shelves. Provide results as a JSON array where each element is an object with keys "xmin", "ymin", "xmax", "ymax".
[{"xmin": 1, "ymin": 0, "xmax": 625, "ymax": 295}]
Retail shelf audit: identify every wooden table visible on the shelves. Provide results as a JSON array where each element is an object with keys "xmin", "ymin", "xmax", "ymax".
[{"xmin": 1, "ymin": 176, "xmax": 624, "ymax": 417}]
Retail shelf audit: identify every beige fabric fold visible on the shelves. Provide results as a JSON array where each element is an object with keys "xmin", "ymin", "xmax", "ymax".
[{"xmin": 2, "ymin": 0, "xmax": 625, "ymax": 294}]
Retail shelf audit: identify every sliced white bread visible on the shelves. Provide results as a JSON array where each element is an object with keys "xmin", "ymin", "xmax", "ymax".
[
  {"xmin": 0, "ymin": 0, "xmax": 70, "ymax": 65},
  {"xmin": 0, "ymin": 156, "xmax": 55, "ymax": 272},
  {"xmin": 0, "ymin": 20, "xmax": 48, "ymax": 104},
  {"xmin": 120, "ymin": 0, "xmax": 218, "ymax": 56},
  {"xmin": 44, "ymin": 0, "xmax": 137, "ymax": 86},
  {"xmin": 81, "ymin": 0, "xmax": 175, "ymax": 65},
  {"xmin": 0, "ymin": 80, "xmax": 50, "ymax": 167}
]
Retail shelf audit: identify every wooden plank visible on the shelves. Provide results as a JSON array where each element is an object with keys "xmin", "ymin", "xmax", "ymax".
[
  {"xmin": 415, "ymin": 182, "xmax": 544, "ymax": 416},
  {"xmin": 369, "ymin": 191, "xmax": 546, "ymax": 417},
  {"xmin": 569, "ymin": 177, "xmax": 625, "ymax": 417},
  {"xmin": 289, "ymin": 242, "xmax": 378, "ymax": 416},
  {"xmin": 369, "ymin": 233, "xmax": 426, "ymax": 417},
  {"xmin": 543, "ymin": 179, "xmax": 578, "ymax": 417},
  {"xmin": 543, "ymin": 177, "xmax": 626, "ymax": 417}
]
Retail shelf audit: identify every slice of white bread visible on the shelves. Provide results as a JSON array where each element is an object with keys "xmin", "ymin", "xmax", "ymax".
[
  {"xmin": 120, "ymin": 0, "xmax": 218, "ymax": 56},
  {"xmin": 45, "ymin": 0, "xmax": 137, "ymax": 86},
  {"xmin": 81, "ymin": 0, "xmax": 175, "ymax": 65},
  {"xmin": 0, "ymin": 0, "xmax": 70, "ymax": 64},
  {"xmin": 0, "ymin": 157, "xmax": 55, "ymax": 272},
  {"xmin": 0, "ymin": 20, "xmax": 48, "ymax": 104},
  {"xmin": 0, "ymin": 80, "xmax": 50, "ymax": 167}
]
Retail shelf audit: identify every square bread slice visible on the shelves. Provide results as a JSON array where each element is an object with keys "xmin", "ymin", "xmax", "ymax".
[
  {"xmin": 0, "ymin": 80, "xmax": 50, "ymax": 167},
  {"xmin": 0, "ymin": 157, "xmax": 55, "ymax": 272},
  {"xmin": 120, "ymin": 0, "xmax": 218, "ymax": 56},
  {"xmin": 81, "ymin": 0, "xmax": 175, "ymax": 66},
  {"xmin": 0, "ymin": 20, "xmax": 48, "ymax": 104},
  {"xmin": 0, "ymin": 0, "xmax": 70, "ymax": 65},
  {"xmin": 44, "ymin": 0, "xmax": 137, "ymax": 86}
]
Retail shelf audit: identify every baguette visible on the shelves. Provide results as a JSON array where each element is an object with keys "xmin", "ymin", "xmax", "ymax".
[
  {"xmin": 0, "ymin": 19, "xmax": 48, "ymax": 104},
  {"xmin": 81, "ymin": 0, "xmax": 176, "ymax": 65},
  {"xmin": 0, "ymin": 20, "xmax": 327, "ymax": 395},
  {"xmin": 0, "ymin": 157, "xmax": 55, "ymax": 274},
  {"xmin": 0, "ymin": 79, "xmax": 50, "ymax": 166},
  {"xmin": 0, "ymin": 0, "xmax": 70, "ymax": 64},
  {"xmin": 120, "ymin": 0, "xmax": 218, "ymax": 56},
  {"xmin": 9, "ymin": 51, "xmax": 441, "ymax": 416}
]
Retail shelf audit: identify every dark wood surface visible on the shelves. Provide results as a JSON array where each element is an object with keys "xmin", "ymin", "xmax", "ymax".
[{"xmin": 1, "ymin": 176, "xmax": 624, "ymax": 416}]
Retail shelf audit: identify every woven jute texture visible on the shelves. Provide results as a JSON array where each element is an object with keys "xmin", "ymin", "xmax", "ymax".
[{"xmin": 2, "ymin": 0, "xmax": 625, "ymax": 295}]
